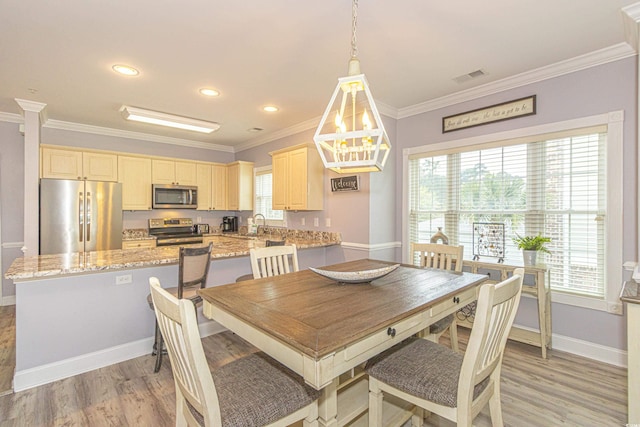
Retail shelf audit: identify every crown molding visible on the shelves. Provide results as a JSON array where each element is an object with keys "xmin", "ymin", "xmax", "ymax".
[
  {"xmin": 0, "ymin": 111, "xmax": 23, "ymax": 124},
  {"xmin": 397, "ymin": 43, "xmax": 636, "ymax": 119},
  {"xmin": 43, "ymin": 119, "xmax": 235, "ymax": 153}
]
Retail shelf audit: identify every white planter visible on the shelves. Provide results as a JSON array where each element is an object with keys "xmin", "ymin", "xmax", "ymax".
[{"xmin": 522, "ymin": 250, "xmax": 537, "ymax": 266}]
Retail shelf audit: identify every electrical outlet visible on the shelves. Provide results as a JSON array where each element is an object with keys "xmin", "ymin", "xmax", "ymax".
[
  {"xmin": 301, "ymin": 218, "xmax": 305, "ymax": 226},
  {"xmin": 314, "ymin": 217, "xmax": 319, "ymax": 227},
  {"xmin": 325, "ymin": 218, "xmax": 331, "ymax": 227},
  {"xmin": 116, "ymin": 274, "xmax": 132, "ymax": 285},
  {"xmin": 197, "ymin": 216, "xmax": 202, "ymax": 223}
]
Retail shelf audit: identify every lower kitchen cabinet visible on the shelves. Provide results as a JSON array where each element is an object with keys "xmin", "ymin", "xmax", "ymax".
[{"xmin": 122, "ymin": 240, "xmax": 156, "ymax": 249}]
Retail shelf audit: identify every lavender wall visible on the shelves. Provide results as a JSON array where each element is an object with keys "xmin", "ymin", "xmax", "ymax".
[
  {"xmin": 394, "ymin": 57, "xmax": 637, "ymax": 350},
  {"xmin": 0, "ymin": 121, "xmax": 25, "ymax": 300}
]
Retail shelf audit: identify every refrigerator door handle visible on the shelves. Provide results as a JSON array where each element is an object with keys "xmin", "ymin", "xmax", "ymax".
[
  {"xmin": 79, "ymin": 192, "xmax": 84, "ymax": 242},
  {"xmin": 86, "ymin": 191, "xmax": 91, "ymax": 241}
]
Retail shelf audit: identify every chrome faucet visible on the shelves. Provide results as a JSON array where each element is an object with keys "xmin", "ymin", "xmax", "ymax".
[{"xmin": 253, "ymin": 213, "xmax": 266, "ymax": 233}]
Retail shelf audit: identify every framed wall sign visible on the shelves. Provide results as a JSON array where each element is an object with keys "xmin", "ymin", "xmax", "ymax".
[
  {"xmin": 331, "ymin": 175, "xmax": 359, "ymax": 192},
  {"xmin": 442, "ymin": 95, "xmax": 536, "ymax": 133}
]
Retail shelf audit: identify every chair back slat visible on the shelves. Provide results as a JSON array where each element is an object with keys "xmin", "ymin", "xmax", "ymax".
[
  {"xmin": 250, "ymin": 245, "xmax": 299, "ymax": 279},
  {"xmin": 411, "ymin": 242, "xmax": 463, "ymax": 272},
  {"xmin": 458, "ymin": 268, "xmax": 524, "ymax": 409},
  {"xmin": 178, "ymin": 243, "xmax": 212, "ymax": 299}
]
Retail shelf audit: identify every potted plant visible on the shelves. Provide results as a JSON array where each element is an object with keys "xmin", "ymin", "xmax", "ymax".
[{"xmin": 512, "ymin": 233, "xmax": 551, "ymax": 266}]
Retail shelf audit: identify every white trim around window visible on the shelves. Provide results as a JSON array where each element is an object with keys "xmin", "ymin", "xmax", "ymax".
[{"xmin": 402, "ymin": 111, "xmax": 624, "ymax": 314}]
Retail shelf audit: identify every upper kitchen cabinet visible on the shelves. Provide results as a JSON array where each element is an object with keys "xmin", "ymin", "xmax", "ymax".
[
  {"xmin": 118, "ymin": 156, "xmax": 152, "ymax": 210},
  {"xmin": 227, "ymin": 161, "xmax": 253, "ymax": 211},
  {"xmin": 41, "ymin": 147, "xmax": 118, "ymax": 182},
  {"xmin": 152, "ymin": 159, "xmax": 197, "ymax": 186},
  {"xmin": 196, "ymin": 163, "xmax": 228, "ymax": 210},
  {"xmin": 271, "ymin": 144, "xmax": 324, "ymax": 211}
]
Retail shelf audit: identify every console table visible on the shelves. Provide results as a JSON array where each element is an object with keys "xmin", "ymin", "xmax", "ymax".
[{"xmin": 461, "ymin": 260, "xmax": 551, "ymax": 358}]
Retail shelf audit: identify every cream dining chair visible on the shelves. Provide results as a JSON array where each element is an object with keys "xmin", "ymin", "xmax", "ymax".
[
  {"xmin": 249, "ymin": 244, "xmax": 299, "ymax": 279},
  {"xmin": 411, "ymin": 242, "xmax": 464, "ymax": 352},
  {"xmin": 149, "ymin": 278, "xmax": 320, "ymax": 427},
  {"xmin": 366, "ymin": 268, "xmax": 524, "ymax": 427},
  {"xmin": 147, "ymin": 242, "xmax": 213, "ymax": 372}
]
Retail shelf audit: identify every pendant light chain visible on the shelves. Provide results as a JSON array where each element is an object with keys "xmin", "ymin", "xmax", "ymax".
[{"xmin": 351, "ymin": 0, "xmax": 358, "ymax": 59}]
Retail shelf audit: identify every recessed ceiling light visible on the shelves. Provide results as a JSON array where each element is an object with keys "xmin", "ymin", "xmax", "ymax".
[
  {"xmin": 263, "ymin": 105, "xmax": 279, "ymax": 113},
  {"xmin": 120, "ymin": 106, "xmax": 220, "ymax": 134},
  {"xmin": 112, "ymin": 64, "xmax": 139, "ymax": 76},
  {"xmin": 199, "ymin": 88, "xmax": 220, "ymax": 97}
]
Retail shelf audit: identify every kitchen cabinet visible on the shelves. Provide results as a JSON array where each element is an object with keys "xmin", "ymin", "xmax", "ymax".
[
  {"xmin": 271, "ymin": 144, "xmax": 324, "ymax": 210},
  {"xmin": 227, "ymin": 161, "xmax": 253, "ymax": 211},
  {"xmin": 41, "ymin": 147, "xmax": 118, "ymax": 182},
  {"xmin": 122, "ymin": 240, "xmax": 156, "ymax": 249},
  {"xmin": 118, "ymin": 156, "xmax": 152, "ymax": 210},
  {"xmin": 196, "ymin": 163, "xmax": 228, "ymax": 210},
  {"xmin": 152, "ymin": 159, "xmax": 197, "ymax": 185}
]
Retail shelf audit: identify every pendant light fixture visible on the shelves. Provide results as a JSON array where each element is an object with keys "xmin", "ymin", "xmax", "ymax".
[{"xmin": 313, "ymin": 0, "xmax": 391, "ymax": 173}]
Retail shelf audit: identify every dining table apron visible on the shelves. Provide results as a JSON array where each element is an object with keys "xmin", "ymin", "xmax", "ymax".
[{"xmin": 199, "ymin": 258, "xmax": 488, "ymax": 427}]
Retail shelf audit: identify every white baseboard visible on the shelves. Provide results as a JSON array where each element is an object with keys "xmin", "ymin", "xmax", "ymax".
[
  {"xmin": 2, "ymin": 296, "xmax": 16, "ymax": 306},
  {"xmin": 13, "ymin": 320, "xmax": 226, "ymax": 392},
  {"xmin": 551, "ymin": 331, "xmax": 627, "ymax": 368},
  {"xmin": 511, "ymin": 322, "xmax": 627, "ymax": 368}
]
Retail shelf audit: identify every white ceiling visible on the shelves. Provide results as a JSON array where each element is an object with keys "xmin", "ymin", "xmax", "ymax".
[{"xmin": 1, "ymin": 0, "xmax": 637, "ymax": 150}]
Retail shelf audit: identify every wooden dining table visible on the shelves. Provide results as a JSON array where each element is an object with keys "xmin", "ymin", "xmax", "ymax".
[{"xmin": 199, "ymin": 258, "xmax": 487, "ymax": 426}]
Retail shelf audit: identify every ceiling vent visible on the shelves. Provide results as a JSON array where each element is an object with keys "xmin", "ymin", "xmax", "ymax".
[{"xmin": 453, "ymin": 69, "xmax": 487, "ymax": 84}]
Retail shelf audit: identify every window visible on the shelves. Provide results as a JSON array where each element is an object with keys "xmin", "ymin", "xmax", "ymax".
[
  {"xmin": 254, "ymin": 167, "xmax": 284, "ymax": 222},
  {"xmin": 404, "ymin": 112, "xmax": 623, "ymax": 312}
]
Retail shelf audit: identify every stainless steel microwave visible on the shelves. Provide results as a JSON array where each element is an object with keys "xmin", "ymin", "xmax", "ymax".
[{"xmin": 152, "ymin": 184, "xmax": 198, "ymax": 209}]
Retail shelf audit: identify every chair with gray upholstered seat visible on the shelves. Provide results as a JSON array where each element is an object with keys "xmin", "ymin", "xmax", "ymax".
[
  {"xmin": 366, "ymin": 268, "xmax": 524, "ymax": 427},
  {"xmin": 411, "ymin": 242, "xmax": 464, "ymax": 352},
  {"xmin": 147, "ymin": 242, "xmax": 212, "ymax": 372},
  {"xmin": 249, "ymin": 244, "xmax": 299, "ymax": 279},
  {"xmin": 149, "ymin": 278, "xmax": 320, "ymax": 427}
]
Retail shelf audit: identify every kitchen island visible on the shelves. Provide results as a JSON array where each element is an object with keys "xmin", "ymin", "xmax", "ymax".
[{"xmin": 5, "ymin": 232, "xmax": 341, "ymax": 392}]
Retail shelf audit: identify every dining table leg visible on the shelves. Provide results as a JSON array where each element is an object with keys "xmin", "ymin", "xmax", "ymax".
[{"xmin": 318, "ymin": 377, "xmax": 339, "ymax": 427}]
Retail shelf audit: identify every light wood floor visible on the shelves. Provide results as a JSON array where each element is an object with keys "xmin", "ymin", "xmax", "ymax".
[
  {"xmin": 0, "ymin": 304, "xmax": 15, "ymax": 397},
  {"xmin": 0, "ymin": 306, "xmax": 628, "ymax": 426}
]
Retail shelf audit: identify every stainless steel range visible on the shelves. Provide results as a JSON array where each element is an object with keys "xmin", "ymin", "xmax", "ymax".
[{"xmin": 148, "ymin": 218, "xmax": 203, "ymax": 246}]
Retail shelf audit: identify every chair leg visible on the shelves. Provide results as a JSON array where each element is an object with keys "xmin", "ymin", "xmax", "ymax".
[
  {"xmin": 368, "ymin": 378, "xmax": 384, "ymax": 427},
  {"xmin": 489, "ymin": 385, "xmax": 504, "ymax": 427},
  {"xmin": 449, "ymin": 317, "xmax": 459, "ymax": 353},
  {"xmin": 411, "ymin": 407, "xmax": 424, "ymax": 427},
  {"xmin": 153, "ymin": 321, "xmax": 163, "ymax": 373}
]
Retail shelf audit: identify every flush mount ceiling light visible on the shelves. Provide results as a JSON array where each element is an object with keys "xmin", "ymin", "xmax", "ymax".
[
  {"xmin": 112, "ymin": 64, "xmax": 139, "ymax": 76},
  {"xmin": 263, "ymin": 105, "xmax": 279, "ymax": 112},
  {"xmin": 120, "ymin": 106, "xmax": 220, "ymax": 134},
  {"xmin": 313, "ymin": 0, "xmax": 391, "ymax": 174}
]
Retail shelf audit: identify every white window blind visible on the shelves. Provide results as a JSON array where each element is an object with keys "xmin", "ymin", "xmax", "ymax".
[
  {"xmin": 409, "ymin": 127, "xmax": 607, "ymax": 298},
  {"xmin": 255, "ymin": 170, "xmax": 284, "ymax": 221}
]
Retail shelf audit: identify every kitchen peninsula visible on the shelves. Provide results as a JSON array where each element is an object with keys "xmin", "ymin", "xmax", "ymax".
[{"xmin": 5, "ymin": 231, "xmax": 341, "ymax": 392}]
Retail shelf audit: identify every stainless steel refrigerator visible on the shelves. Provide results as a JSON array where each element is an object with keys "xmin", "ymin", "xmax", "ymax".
[{"xmin": 40, "ymin": 179, "xmax": 123, "ymax": 254}]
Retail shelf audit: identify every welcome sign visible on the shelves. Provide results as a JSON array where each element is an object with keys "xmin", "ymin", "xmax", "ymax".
[{"xmin": 331, "ymin": 175, "xmax": 359, "ymax": 192}]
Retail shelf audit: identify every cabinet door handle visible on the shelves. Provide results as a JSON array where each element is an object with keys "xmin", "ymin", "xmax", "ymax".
[
  {"xmin": 453, "ymin": 296, "xmax": 460, "ymax": 304},
  {"xmin": 387, "ymin": 327, "xmax": 396, "ymax": 337}
]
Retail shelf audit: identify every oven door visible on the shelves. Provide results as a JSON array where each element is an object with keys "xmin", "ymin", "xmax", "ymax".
[{"xmin": 152, "ymin": 184, "xmax": 198, "ymax": 209}]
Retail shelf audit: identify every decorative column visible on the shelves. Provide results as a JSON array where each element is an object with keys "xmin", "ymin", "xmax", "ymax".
[
  {"xmin": 621, "ymin": 4, "xmax": 640, "ymax": 423},
  {"xmin": 15, "ymin": 99, "xmax": 46, "ymax": 257}
]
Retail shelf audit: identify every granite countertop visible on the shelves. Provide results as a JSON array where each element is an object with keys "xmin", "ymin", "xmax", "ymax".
[
  {"xmin": 620, "ymin": 280, "xmax": 640, "ymax": 305},
  {"xmin": 5, "ymin": 233, "xmax": 341, "ymax": 281}
]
